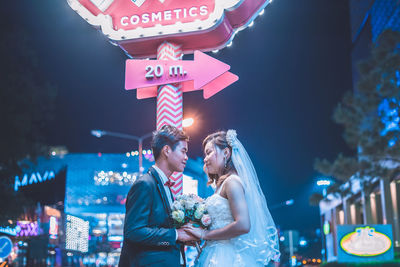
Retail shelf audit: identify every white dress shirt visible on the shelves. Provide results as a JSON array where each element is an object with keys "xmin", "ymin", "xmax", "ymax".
[
  {"xmin": 152, "ymin": 165, "xmax": 184, "ymax": 264},
  {"xmin": 152, "ymin": 165, "xmax": 175, "ymax": 207}
]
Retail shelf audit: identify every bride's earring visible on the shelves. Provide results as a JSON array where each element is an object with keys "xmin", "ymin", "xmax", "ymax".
[{"xmin": 224, "ymin": 157, "xmax": 227, "ymax": 168}]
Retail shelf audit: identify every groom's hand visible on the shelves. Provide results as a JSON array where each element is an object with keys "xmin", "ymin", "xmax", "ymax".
[{"xmin": 177, "ymin": 228, "xmax": 199, "ymax": 243}]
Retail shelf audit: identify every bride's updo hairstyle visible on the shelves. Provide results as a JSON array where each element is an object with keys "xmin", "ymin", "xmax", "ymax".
[{"xmin": 202, "ymin": 131, "xmax": 237, "ymax": 187}]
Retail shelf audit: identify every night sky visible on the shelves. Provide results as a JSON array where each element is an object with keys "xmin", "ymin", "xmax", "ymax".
[{"xmin": 6, "ymin": 0, "xmax": 353, "ymax": 231}]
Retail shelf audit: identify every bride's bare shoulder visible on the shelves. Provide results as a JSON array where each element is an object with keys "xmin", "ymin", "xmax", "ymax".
[{"xmin": 225, "ymin": 175, "xmax": 244, "ymax": 189}]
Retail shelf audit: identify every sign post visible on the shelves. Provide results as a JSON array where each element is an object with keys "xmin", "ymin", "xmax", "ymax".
[{"xmin": 156, "ymin": 41, "xmax": 184, "ymax": 195}]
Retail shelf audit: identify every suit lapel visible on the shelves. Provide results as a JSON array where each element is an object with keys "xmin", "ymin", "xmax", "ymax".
[{"xmin": 149, "ymin": 167, "xmax": 172, "ymax": 215}]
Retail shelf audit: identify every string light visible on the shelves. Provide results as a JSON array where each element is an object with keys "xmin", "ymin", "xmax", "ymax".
[{"xmin": 94, "ymin": 171, "xmax": 138, "ymax": 186}]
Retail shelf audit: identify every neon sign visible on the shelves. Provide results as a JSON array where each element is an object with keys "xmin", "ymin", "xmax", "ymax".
[
  {"xmin": 49, "ymin": 216, "xmax": 58, "ymax": 239},
  {"xmin": 14, "ymin": 170, "xmax": 55, "ymax": 191},
  {"xmin": 340, "ymin": 226, "xmax": 392, "ymax": 257},
  {"xmin": 67, "ymin": 0, "xmax": 272, "ymax": 57},
  {"xmin": 16, "ymin": 222, "xmax": 38, "ymax": 237},
  {"xmin": 0, "ymin": 225, "xmax": 21, "ymax": 236}
]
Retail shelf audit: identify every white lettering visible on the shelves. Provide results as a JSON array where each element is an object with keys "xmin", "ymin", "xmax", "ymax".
[
  {"xmin": 121, "ymin": 16, "xmax": 129, "ymax": 26},
  {"xmin": 142, "ymin": 13, "xmax": 150, "ymax": 23},
  {"xmin": 152, "ymin": 12, "xmax": 162, "ymax": 22},
  {"xmin": 169, "ymin": 65, "xmax": 184, "ymax": 76},
  {"xmin": 164, "ymin": 10, "xmax": 172, "ymax": 20},
  {"xmin": 130, "ymin": 15, "xmax": 140, "ymax": 25},
  {"xmin": 49, "ymin": 171, "xmax": 55, "ymax": 180},
  {"xmin": 119, "ymin": 5, "xmax": 210, "ymax": 27},
  {"xmin": 199, "ymin": 6, "xmax": 208, "ymax": 16},
  {"xmin": 174, "ymin": 9, "xmax": 182, "ymax": 19},
  {"xmin": 189, "ymin": 7, "xmax": 197, "ymax": 17}
]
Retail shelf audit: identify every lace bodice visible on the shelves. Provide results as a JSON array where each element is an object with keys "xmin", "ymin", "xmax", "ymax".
[{"xmin": 205, "ymin": 194, "xmax": 234, "ymax": 230}]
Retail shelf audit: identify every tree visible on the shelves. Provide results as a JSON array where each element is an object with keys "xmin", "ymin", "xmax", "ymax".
[
  {"xmin": 314, "ymin": 29, "xmax": 400, "ymax": 190},
  {"xmin": 0, "ymin": 23, "xmax": 58, "ymax": 226}
]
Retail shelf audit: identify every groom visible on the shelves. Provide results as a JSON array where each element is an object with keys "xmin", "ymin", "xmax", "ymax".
[{"xmin": 119, "ymin": 125, "xmax": 198, "ymax": 267}]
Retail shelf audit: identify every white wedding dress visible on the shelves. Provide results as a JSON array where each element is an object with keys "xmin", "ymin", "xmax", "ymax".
[
  {"xmin": 195, "ymin": 130, "xmax": 280, "ymax": 267},
  {"xmin": 195, "ymin": 182, "xmax": 262, "ymax": 267}
]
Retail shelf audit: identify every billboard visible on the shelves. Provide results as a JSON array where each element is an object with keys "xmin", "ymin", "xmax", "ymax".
[
  {"xmin": 337, "ymin": 225, "xmax": 394, "ymax": 263},
  {"xmin": 65, "ymin": 215, "xmax": 89, "ymax": 253}
]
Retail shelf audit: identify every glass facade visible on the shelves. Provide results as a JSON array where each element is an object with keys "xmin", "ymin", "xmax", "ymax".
[{"xmin": 349, "ymin": 0, "xmax": 400, "ymax": 86}]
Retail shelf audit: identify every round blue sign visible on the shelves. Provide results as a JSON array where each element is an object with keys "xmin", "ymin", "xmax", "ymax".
[{"xmin": 0, "ymin": 236, "xmax": 13, "ymax": 259}]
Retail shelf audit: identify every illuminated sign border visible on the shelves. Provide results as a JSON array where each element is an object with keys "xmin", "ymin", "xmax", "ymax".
[
  {"xmin": 68, "ymin": 0, "xmax": 246, "ymax": 41},
  {"xmin": 340, "ymin": 226, "xmax": 392, "ymax": 257}
]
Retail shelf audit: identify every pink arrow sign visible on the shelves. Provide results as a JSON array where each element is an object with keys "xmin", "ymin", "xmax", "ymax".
[{"xmin": 125, "ymin": 51, "xmax": 238, "ymax": 99}]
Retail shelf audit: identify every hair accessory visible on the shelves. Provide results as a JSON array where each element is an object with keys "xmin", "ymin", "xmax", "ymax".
[{"xmin": 226, "ymin": 129, "xmax": 238, "ymax": 147}]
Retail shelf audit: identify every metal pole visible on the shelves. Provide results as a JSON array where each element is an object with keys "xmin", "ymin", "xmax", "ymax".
[
  {"xmin": 138, "ymin": 139, "xmax": 143, "ymax": 175},
  {"xmin": 289, "ymin": 230, "xmax": 294, "ymax": 263}
]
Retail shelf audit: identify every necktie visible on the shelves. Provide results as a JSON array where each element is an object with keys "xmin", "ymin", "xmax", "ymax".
[{"xmin": 164, "ymin": 180, "xmax": 175, "ymax": 187}]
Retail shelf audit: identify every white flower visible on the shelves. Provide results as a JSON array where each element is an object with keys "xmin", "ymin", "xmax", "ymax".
[
  {"xmin": 172, "ymin": 210, "xmax": 185, "ymax": 223},
  {"xmin": 184, "ymin": 200, "xmax": 196, "ymax": 210},
  {"xmin": 179, "ymin": 199, "xmax": 186, "ymax": 207},
  {"xmin": 172, "ymin": 201, "xmax": 184, "ymax": 211},
  {"xmin": 226, "ymin": 129, "xmax": 238, "ymax": 147},
  {"xmin": 194, "ymin": 207, "xmax": 204, "ymax": 219},
  {"xmin": 201, "ymin": 214, "xmax": 211, "ymax": 227}
]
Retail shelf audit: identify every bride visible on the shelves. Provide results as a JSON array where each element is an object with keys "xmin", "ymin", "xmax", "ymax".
[{"xmin": 183, "ymin": 130, "xmax": 280, "ymax": 266}]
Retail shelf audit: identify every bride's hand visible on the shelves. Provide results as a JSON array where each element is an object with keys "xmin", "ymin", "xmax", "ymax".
[{"xmin": 182, "ymin": 225, "xmax": 203, "ymax": 239}]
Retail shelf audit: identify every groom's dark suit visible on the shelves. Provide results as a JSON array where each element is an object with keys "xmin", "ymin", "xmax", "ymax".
[{"xmin": 118, "ymin": 167, "xmax": 185, "ymax": 267}]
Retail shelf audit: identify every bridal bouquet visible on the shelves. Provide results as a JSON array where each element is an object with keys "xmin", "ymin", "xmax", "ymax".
[{"xmin": 171, "ymin": 194, "xmax": 211, "ymax": 229}]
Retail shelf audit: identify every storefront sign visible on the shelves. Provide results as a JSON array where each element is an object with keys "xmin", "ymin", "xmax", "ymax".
[
  {"xmin": 337, "ymin": 225, "xmax": 394, "ymax": 263},
  {"xmin": 67, "ymin": 0, "xmax": 272, "ymax": 57},
  {"xmin": 14, "ymin": 171, "xmax": 55, "ymax": 191}
]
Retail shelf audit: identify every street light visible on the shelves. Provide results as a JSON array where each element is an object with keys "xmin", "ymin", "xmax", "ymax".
[
  {"xmin": 91, "ymin": 130, "xmax": 153, "ymax": 175},
  {"xmin": 316, "ymin": 178, "xmax": 332, "ymax": 197},
  {"xmin": 270, "ymin": 199, "xmax": 294, "ymax": 210},
  {"xmin": 182, "ymin": 118, "xmax": 194, "ymax": 128}
]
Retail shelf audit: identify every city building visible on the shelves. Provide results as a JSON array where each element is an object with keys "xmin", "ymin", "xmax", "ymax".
[
  {"xmin": 318, "ymin": 1, "xmax": 400, "ymax": 262},
  {"xmin": 319, "ymin": 175, "xmax": 400, "ymax": 262},
  {"xmin": 350, "ymin": 0, "xmax": 400, "ymax": 85},
  {"xmin": 3, "ymin": 151, "xmax": 211, "ymax": 266}
]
